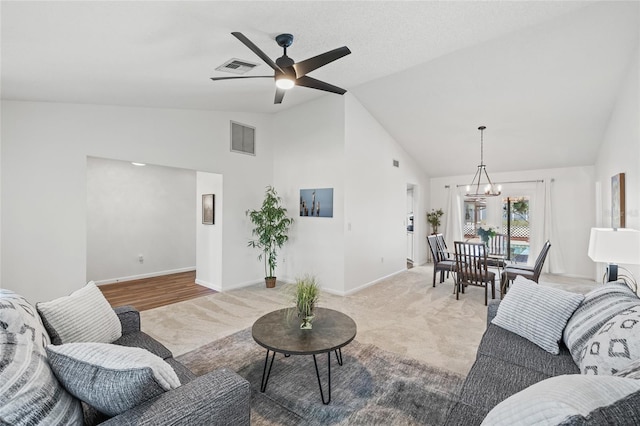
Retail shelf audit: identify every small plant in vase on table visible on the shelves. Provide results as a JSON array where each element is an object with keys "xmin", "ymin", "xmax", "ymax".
[
  {"xmin": 477, "ymin": 224, "xmax": 497, "ymax": 246},
  {"xmin": 292, "ymin": 275, "xmax": 320, "ymax": 330}
]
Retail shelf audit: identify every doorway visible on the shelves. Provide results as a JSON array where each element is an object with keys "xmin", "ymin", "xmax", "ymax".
[{"xmin": 406, "ymin": 184, "xmax": 415, "ymax": 268}]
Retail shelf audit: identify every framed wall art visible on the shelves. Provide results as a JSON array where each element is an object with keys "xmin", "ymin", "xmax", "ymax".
[
  {"xmin": 611, "ymin": 173, "xmax": 625, "ymax": 228},
  {"xmin": 202, "ymin": 194, "xmax": 215, "ymax": 225},
  {"xmin": 299, "ymin": 188, "xmax": 334, "ymax": 218}
]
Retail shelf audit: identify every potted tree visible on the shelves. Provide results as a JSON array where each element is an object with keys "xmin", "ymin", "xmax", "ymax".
[
  {"xmin": 427, "ymin": 208, "xmax": 444, "ymax": 234},
  {"xmin": 247, "ymin": 186, "xmax": 293, "ymax": 288}
]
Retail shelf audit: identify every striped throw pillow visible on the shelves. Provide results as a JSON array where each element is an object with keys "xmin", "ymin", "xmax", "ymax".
[
  {"xmin": 481, "ymin": 375, "xmax": 640, "ymax": 425},
  {"xmin": 0, "ymin": 332, "xmax": 83, "ymax": 425},
  {"xmin": 37, "ymin": 282, "xmax": 122, "ymax": 345},
  {"xmin": 491, "ymin": 276, "xmax": 584, "ymax": 354},
  {"xmin": 46, "ymin": 342, "xmax": 181, "ymax": 417},
  {"xmin": 563, "ymin": 281, "xmax": 640, "ymax": 365}
]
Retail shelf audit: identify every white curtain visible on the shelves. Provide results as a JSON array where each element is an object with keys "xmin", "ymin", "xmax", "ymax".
[
  {"xmin": 531, "ymin": 180, "xmax": 565, "ymax": 273},
  {"xmin": 444, "ymin": 186, "xmax": 463, "ymax": 249}
]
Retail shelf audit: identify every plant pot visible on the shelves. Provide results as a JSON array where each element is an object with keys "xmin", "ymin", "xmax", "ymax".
[
  {"xmin": 265, "ymin": 277, "xmax": 276, "ymax": 288},
  {"xmin": 300, "ymin": 315, "xmax": 314, "ymax": 330}
]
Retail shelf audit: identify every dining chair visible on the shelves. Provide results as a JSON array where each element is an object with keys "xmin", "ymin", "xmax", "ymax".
[
  {"xmin": 486, "ymin": 233, "xmax": 507, "ymax": 268},
  {"xmin": 454, "ymin": 241, "xmax": 496, "ymax": 305},
  {"xmin": 427, "ymin": 235, "xmax": 456, "ymax": 287},
  {"xmin": 500, "ymin": 240, "xmax": 552, "ymax": 294}
]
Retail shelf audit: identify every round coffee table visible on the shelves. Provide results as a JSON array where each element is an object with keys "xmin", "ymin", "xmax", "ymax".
[{"xmin": 252, "ymin": 307, "xmax": 357, "ymax": 404}]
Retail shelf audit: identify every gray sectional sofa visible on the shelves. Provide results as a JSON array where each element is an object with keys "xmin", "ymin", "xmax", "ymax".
[
  {"xmin": 0, "ymin": 288, "xmax": 250, "ymax": 426},
  {"xmin": 445, "ymin": 280, "xmax": 640, "ymax": 425}
]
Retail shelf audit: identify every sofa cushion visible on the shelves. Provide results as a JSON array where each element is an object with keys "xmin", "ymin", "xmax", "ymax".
[
  {"xmin": 563, "ymin": 281, "xmax": 640, "ymax": 365},
  {"xmin": 37, "ymin": 282, "xmax": 122, "ymax": 345},
  {"xmin": 0, "ymin": 332, "xmax": 83, "ymax": 425},
  {"xmin": 0, "ymin": 289, "xmax": 50, "ymax": 353},
  {"xmin": 615, "ymin": 358, "xmax": 640, "ymax": 379},
  {"xmin": 481, "ymin": 374, "xmax": 640, "ymax": 425},
  {"xmin": 112, "ymin": 330, "xmax": 173, "ymax": 359},
  {"xmin": 478, "ymin": 324, "xmax": 579, "ymax": 376},
  {"xmin": 491, "ymin": 276, "xmax": 584, "ymax": 354},
  {"xmin": 580, "ymin": 307, "xmax": 640, "ymax": 375},
  {"xmin": 46, "ymin": 342, "xmax": 181, "ymax": 417}
]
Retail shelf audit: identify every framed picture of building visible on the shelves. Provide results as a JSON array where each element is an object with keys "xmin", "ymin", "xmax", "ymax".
[
  {"xmin": 299, "ymin": 188, "xmax": 333, "ymax": 218},
  {"xmin": 202, "ymin": 194, "xmax": 215, "ymax": 225},
  {"xmin": 611, "ymin": 173, "xmax": 625, "ymax": 228}
]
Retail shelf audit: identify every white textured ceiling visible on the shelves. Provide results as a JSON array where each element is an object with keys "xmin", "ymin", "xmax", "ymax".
[{"xmin": 2, "ymin": 1, "xmax": 639, "ymax": 176}]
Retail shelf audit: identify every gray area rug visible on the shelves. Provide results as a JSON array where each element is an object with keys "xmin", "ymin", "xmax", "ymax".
[{"xmin": 176, "ymin": 328, "xmax": 464, "ymax": 425}]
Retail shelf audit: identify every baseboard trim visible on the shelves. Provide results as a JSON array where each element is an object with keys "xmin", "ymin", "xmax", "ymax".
[
  {"xmin": 93, "ymin": 267, "xmax": 196, "ymax": 286},
  {"xmin": 195, "ymin": 278, "xmax": 221, "ymax": 292},
  {"xmin": 322, "ymin": 269, "xmax": 407, "ymax": 296}
]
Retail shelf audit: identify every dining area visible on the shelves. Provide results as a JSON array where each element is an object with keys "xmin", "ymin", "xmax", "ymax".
[{"xmin": 426, "ymin": 233, "xmax": 551, "ymax": 305}]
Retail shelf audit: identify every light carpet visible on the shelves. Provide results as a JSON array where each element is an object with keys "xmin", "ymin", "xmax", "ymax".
[{"xmin": 176, "ymin": 328, "xmax": 465, "ymax": 425}]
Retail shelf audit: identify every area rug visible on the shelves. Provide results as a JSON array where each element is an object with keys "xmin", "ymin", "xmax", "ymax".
[{"xmin": 176, "ymin": 328, "xmax": 464, "ymax": 425}]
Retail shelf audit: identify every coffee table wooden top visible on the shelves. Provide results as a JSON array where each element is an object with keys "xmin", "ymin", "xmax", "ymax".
[{"xmin": 252, "ymin": 307, "xmax": 357, "ymax": 355}]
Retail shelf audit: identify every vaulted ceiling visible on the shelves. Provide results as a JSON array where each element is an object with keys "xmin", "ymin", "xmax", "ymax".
[{"xmin": 2, "ymin": 1, "xmax": 638, "ymax": 176}]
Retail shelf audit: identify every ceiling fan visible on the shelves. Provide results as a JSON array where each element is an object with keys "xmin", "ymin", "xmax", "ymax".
[{"xmin": 211, "ymin": 32, "xmax": 351, "ymax": 104}]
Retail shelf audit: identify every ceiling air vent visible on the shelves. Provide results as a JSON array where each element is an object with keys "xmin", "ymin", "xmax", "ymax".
[
  {"xmin": 393, "ymin": 159, "xmax": 400, "ymax": 168},
  {"xmin": 216, "ymin": 58, "xmax": 259, "ymax": 75},
  {"xmin": 230, "ymin": 121, "xmax": 255, "ymax": 155}
]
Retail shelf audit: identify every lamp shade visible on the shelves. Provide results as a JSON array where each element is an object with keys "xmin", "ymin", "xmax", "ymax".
[{"xmin": 588, "ymin": 228, "xmax": 640, "ymax": 265}]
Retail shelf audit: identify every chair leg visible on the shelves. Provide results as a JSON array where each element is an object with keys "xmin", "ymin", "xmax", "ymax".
[
  {"xmin": 433, "ymin": 270, "xmax": 436, "ymax": 287},
  {"xmin": 484, "ymin": 283, "xmax": 488, "ymax": 306},
  {"xmin": 455, "ymin": 280, "xmax": 460, "ymax": 300},
  {"xmin": 491, "ymin": 277, "xmax": 496, "ymax": 300}
]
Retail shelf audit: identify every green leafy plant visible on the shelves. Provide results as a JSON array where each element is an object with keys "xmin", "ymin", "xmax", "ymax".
[
  {"xmin": 293, "ymin": 275, "xmax": 320, "ymax": 318},
  {"xmin": 247, "ymin": 186, "xmax": 293, "ymax": 280},
  {"xmin": 426, "ymin": 208, "xmax": 444, "ymax": 234},
  {"xmin": 477, "ymin": 224, "xmax": 497, "ymax": 243}
]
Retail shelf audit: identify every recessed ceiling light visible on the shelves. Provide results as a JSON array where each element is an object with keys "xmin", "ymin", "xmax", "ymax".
[{"xmin": 131, "ymin": 162, "xmax": 146, "ymax": 167}]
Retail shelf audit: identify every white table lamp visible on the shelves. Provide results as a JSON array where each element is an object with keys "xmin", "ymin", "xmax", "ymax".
[{"xmin": 588, "ymin": 228, "xmax": 640, "ymax": 282}]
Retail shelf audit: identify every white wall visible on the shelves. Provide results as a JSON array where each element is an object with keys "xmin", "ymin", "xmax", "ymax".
[
  {"xmin": 87, "ymin": 157, "xmax": 196, "ymax": 283},
  {"xmin": 594, "ymin": 46, "xmax": 640, "ymax": 280},
  {"xmin": 1, "ymin": 101, "xmax": 274, "ymax": 303},
  {"xmin": 344, "ymin": 94, "xmax": 430, "ymax": 293},
  {"xmin": 430, "ymin": 165, "xmax": 595, "ymax": 279},
  {"xmin": 195, "ymin": 172, "xmax": 223, "ymax": 290},
  {"xmin": 273, "ymin": 95, "xmax": 346, "ymax": 294}
]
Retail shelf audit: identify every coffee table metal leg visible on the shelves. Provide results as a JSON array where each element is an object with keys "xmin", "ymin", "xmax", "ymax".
[
  {"xmin": 334, "ymin": 348, "xmax": 343, "ymax": 366},
  {"xmin": 312, "ymin": 353, "xmax": 331, "ymax": 405},
  {"xmin": 260, "ymin": 350, "xmax": 276, "ymax": 392}
]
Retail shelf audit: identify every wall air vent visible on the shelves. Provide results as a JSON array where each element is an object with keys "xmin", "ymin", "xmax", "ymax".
[
  {"xmin": 393, "ymin": 159, "xmax": 400, "ymax": 168},
  {"xmin": 230, "ymin": 121, "xmax": 255, "ymax": 155},
  {"xmin": 215, "ymin": 58, "xmax": 260, "ymax": 75}
]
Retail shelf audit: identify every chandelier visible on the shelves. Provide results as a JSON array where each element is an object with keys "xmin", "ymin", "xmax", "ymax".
[{"xmin": 466, "ymin": 126, "xmax": 501, "ymax": 200}]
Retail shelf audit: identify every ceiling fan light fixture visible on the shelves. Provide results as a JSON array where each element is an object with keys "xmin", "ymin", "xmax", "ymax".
[{"xmin": 275, "ymin": 74, "xmax": 295, "ymax": 90}]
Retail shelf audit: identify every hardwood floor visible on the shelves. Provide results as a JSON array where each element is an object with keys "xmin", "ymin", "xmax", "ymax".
[{"xmin": 98, "ymin": 271, "xmax": 216, "ymax": 311}]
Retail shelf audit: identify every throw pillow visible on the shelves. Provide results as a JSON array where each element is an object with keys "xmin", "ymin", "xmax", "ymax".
[
  {"xmin": 0, "ymin": 332, "xmax": 83, "ymax": 425},
  {"xmin": 580, "ymin": 307, "xmax": 640, "ymax": 375},
  {"xmin": 0, "ymin": 289, "xmax": 50, "ymax": 353},
  {"xmin": 491, "ymin": 276, "xmax": 584, "ymax": 354},
  {"xmin": 37, "ymin": 281, "xmax": 122, "ymax": 345},
  {"xmin": 481, "ymin": 374, "xmax": 640, "ymax": 425},
  {"xmin": 615, "ymin": 358, "xmax": 640, "ymax": 379},
  {"xmin": 46, "ymin": 342, "xmax": 181, "ymax": 417},
  {"xmin": 563, "ymin": 281, "xmax": 640, "ymax": 365}
]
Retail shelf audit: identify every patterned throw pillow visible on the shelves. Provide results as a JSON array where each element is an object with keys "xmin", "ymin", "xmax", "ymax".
[
  {"xmin": 37, "ymin": 281, "xmax": 122, "ymax": 345},
  {"xmin": 481, "ymin": 374, "xmax": 640, "ymax": 425},
  {"xmin": 580, "ymin": 308, "xmax": 640, "ymax": 375},
  {"xmin": 563, "ymin": 281, "xmax": 640, "ymax": 365},
  {"xmin": 615, "ymin": 358, "xmax": 640, "ymax": 379},
  {"xmin": 0, "ymin": 289, "xmax": 51, "ymax": 353},
  {"xmin": 491, "ymin": 276, "xmax": 584, "ymax": 354},
  {"xmin": 0, "ymin": 332, "xmax": 83, "ymax": 425},
  {"xmin": 46, "ymin": 342, "xmax": 181, "ymax": 417}
]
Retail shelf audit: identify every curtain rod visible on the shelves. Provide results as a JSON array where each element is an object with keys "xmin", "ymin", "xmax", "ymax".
[{"xmin": 444, "ymin": 179, "xmax": 545, "ymax": 189}]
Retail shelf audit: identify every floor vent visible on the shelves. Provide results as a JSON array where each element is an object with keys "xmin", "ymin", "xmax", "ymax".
[
  {"xmin": 216, "ymin": 58, "xmax": 260, "ymax": 75},
  {"xmin": 231, "ymin": 121, "xmax": 256, "ymax": 155}
]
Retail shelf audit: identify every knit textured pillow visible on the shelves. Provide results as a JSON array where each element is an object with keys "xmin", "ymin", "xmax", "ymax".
[
  {"xmin": 481, "ymin": 375, "xmax": 640, "ymax": 425},
  {"xmin": 37, "ymin": 281, "xmax": 122, "ymax": 345},
  {"xmin": 563, "ymin": 281, "xmax": 640, "ymax": 365},
  {"xmin": 46, "ymin": 342, "xmax": 181, "ymax": 417},
  {"xmin": 491, "ymin": 276, "xmax": 584, "ymax": 354}
]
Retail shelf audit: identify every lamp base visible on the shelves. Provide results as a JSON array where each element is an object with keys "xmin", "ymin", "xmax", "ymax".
[{"xmin": 606, "ymin": 263, "xmax": 619, "ymax": 282}]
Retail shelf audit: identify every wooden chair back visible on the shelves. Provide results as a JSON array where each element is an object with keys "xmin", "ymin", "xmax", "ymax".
[{"xmin": 454, "ymin": 241, "xmax": 490, "ymax": 287}]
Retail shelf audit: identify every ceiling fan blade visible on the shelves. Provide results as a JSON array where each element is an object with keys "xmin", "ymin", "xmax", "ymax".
[
  {"xmin": 296, "ymin": 76, "xmax": 347, "ymax": 95},
  {"xmin": 274, "ymin": 87, "xmax": 286, "ymax": 104},
  {"xmin": 210, "ymin": 76, "xmax": 273, "ymax": 81},
  {"xmin": 231, "ymin": 32, "xmax": 284, "ymax": 74},
  {"xmin": 293, "ymin": 46, "xmax": 351, "ymax": 78}
]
